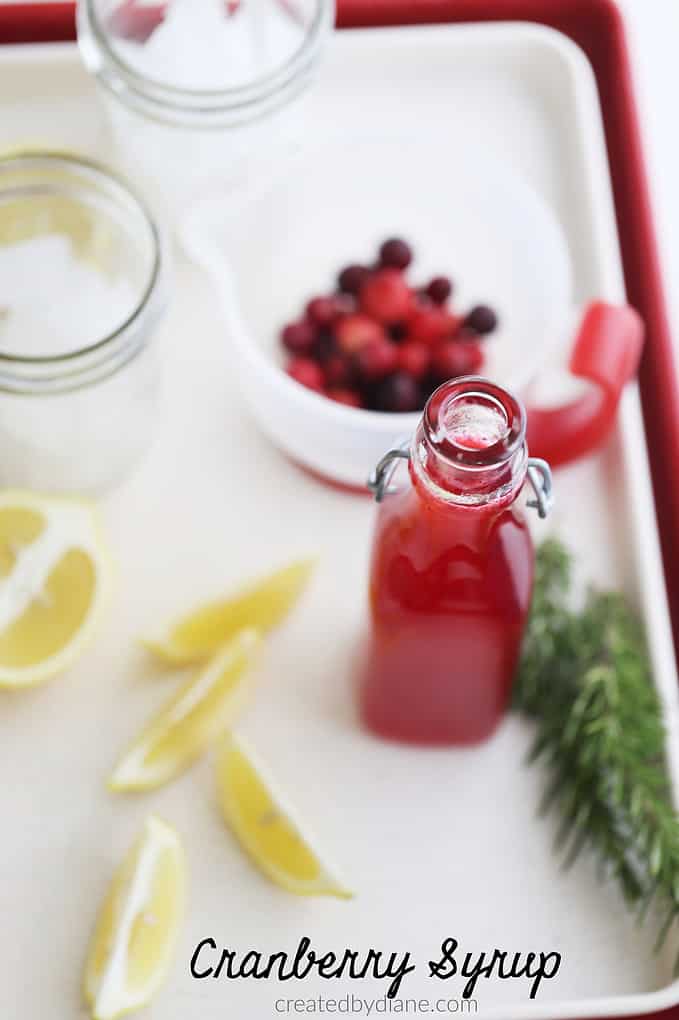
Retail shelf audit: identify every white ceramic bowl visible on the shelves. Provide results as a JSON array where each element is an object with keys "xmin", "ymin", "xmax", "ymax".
[{"xmin": 183, "ymin": 136, "xmax": 572, "ymax": 488}]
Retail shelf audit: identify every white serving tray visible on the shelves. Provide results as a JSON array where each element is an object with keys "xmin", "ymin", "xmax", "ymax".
[{"xmin": 1, "ymin": 24, "xmax": 679, "ymax": 1020}]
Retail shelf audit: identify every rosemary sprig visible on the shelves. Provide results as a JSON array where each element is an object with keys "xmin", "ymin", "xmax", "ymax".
[{"xmin": 514, "ymin": 539, "xmax": 679, "ymax": 958}]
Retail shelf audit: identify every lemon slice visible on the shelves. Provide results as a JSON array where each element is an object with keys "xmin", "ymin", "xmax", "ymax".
[
  {"xmin": 216, "ymin": 733, "xmax": 353, "ymax": 899},
  {"xmin": 110, "ymin": 629, "xmax": 260, "ymax": 792},
  {"xmin": 84, "ymin": 815, "xmax": 186, "ymax": 1020},
  {"xmin": 143, "ymin": 558, "xmax": 314, "ymax": 666},
  {"xmin": 0, "ymin": 489, "xmax": 109, "ymax": 688}
]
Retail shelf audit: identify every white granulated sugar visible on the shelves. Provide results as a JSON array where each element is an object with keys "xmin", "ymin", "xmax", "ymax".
[
  {"xmin": 0, "ymin": 233, "xmax": 156, "ymax": 492},
  {"xmin": 114, "ymin": 0, "xmax": 304, "ymax": 91},
  {"xmin": 0, "ymin": 234, "xmax": 137, "ymax": 357}
]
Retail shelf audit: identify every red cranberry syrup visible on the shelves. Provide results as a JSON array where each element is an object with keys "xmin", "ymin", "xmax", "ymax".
[{"xmin": 360, "ymin": 379, "xmax": 536, "ymax": 746}]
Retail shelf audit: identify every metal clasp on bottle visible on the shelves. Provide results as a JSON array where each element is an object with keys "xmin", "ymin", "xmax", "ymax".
[
  {"xmin": 368, "ymin": 447, "xmax": 553, "ymax": 518},
  {"xmin": 368, "ymin": 442, "xmax": 411, "ymax": 503},
  {"xmin": 525, "ymin": 458, "xmax": 553, "ymax": 519}
]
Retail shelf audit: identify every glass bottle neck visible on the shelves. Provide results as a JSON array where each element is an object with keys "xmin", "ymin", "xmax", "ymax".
[{"xmin": 410, "ymin": 377, "xmax": 529, "ymax": 508}]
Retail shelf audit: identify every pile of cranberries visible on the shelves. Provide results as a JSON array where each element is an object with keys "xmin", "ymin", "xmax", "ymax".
[{"xmin": 280, "ymin": 237, "xmax": 498, "ymax": 414}]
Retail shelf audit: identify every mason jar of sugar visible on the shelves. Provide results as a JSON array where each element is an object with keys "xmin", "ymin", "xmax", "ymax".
[
  {"xmin": 0, "ymin": 150, "xmax": 168, "ymax": 494},
  {"xmin": 76, "ymin": 0, "xmax": 334, "ymax": 213}
]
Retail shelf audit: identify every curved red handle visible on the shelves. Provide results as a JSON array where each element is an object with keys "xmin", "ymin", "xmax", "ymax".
[{"xmin": 526, "ymin": 301, "xmax": 644, "ymax": 468}]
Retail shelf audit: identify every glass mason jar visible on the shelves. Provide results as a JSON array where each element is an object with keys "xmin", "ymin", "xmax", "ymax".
[
  {"xmin": 0, "ymin": 150, "xmax": 168, "ymax": 493},
  {"xmin": 76, "ymin": 0, "xmax": 335, "ymax": 213},
  {"xmin": 361, "ymin": 377, "xmax": 553, "ymax": 747}
]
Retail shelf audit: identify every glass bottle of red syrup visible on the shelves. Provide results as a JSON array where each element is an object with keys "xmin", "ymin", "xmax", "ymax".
[{"xmin": 361, "ymin": 376, "xmax": 552, "ymax": 746}]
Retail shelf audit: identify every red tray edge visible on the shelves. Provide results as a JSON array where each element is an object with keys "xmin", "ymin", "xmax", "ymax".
[
  {"xmin": 0, "ymin": 2, "xmax": 75, "ymax": 42},
  {"xmin": 1, "ymin": 7, "xmax": 678, "ymax": 1016}
]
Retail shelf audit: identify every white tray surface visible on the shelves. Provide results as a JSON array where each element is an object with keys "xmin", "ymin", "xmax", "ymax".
[{"xmin": 1, "ymin": 24, "xmax": 678, "ymax": 1020}]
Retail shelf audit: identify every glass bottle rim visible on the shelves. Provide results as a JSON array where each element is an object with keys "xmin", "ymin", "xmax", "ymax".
[
  {"xmin": 411, "ymin": 376, "xmax": 529, "ymax": 507},
  {"xmin": 0, "ymin": 149, "xmax": 166, "ymax": 395},
  {"xmin": 422, "ymin": 376, "xmax": 527, "ymax": 471},
  {"xmin": 79, "ymin": 0, "xmax": 334, "ymax": 123}
]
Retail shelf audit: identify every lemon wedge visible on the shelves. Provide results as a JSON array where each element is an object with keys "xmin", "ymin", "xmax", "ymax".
[
  {"xmin": 143, "ymin": 558, "xmax": 314, "ymax": 666},
  {"xmin": 216, "ymin": 733, "xmax": 353, "ymax": 899},
  {"xmin": 0, "ymin": 489, "xmax": 109, "ymax": 689},
  {"xmin": 110, "ymin": 629, "xmax": 260, "ymax": 792},
  {"xmin": 84, "ymin": 815, "xmax": 186, "ymax": 1020}
]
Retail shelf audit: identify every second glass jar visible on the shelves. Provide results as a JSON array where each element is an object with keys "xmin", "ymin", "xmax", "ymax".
[{"xmin": 77, "ymin": 0, "xmax": 335, "ymax": 213}]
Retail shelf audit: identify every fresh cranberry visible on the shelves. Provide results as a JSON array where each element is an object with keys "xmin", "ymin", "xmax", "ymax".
[
  {"xmin": 281, "ymin": 320, "xmax": 317, "ymax": 356},
  {"xmin": 397, "ymin": 342, "xmax": 431, "ymax": 381},
  {"xmin": 338, "ymin": 264, "xmax": 371, "ymax": 296},
  {"xmin": 463, "ymin": 342, "xmax": 485, "ymax": 374},
  {"xmin": 306, "ymin": 296, "xmax": 339, "ymax": 328},
  {"xmin": 426, "ymin": 276, "xmax": 453, "ymax": 305},
  {"xmin": 355, "ymin": 341, "xmax": 399, "ymax": 382},
  {"xmin": 408, "ymin": 306, "xmax": 461, "ymax": 346},
  {"xmin": 374, "ymin": 372, "xmax": 421, "ymax": 413},
  {"xmin": 378, "ymin": 238, "xmax": 413, "ymax": 270},
  {"xmin": 287, "ymin": 357, "xmax": 324, "ymax": 392},
  {"xmin": 431, "ymin": 340, "xmax": 484, "ymax": 381},
  {"xmin": 323, "ymin": 353, "xmax": 353, "ymax": 387},
  {"xmin": 334, "ymin": 292, "xmax": 356, "ymax": 316},
  {"xmin": 314, "ymin": 331, "xmax": 336, "ymax": 363},
  {"xmin": 464, "ymin": 305, "xmax": 498, "ymax": 335},
  {"xmin": 389, "ymin": 323, "xmax": 408, "ymax": 343},
  {"xmin": 336, "ymin": 314, "xmax": 386, "ymax": 354},
  {"xmin": 420, "ymin": 378, "xmax": 439, "ymax": 404},
  {"xmin": 360, "ymin": 269, "xmax": 413, "ymax": 324},
  {"xmin": 327, "ymin": 387, "xmax": 364, "ymax": 409}
]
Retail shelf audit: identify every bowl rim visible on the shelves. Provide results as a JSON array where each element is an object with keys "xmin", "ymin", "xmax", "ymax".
[{"xmin": 183, "ymin": 135, "xmax": 573, "ymax": 434}]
